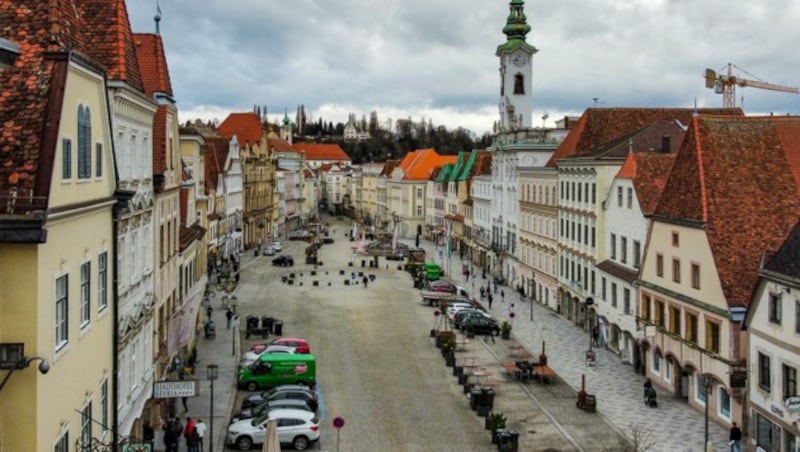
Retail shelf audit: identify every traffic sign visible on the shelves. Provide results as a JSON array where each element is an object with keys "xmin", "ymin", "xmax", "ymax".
[{"xmin": 332, "ymin": 416, "xmax": 345, "ymax": 429}]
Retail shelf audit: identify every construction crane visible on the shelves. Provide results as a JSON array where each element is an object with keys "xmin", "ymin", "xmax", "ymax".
[{"xmin": 704, "ymin": 63, "xmax": 798, "ymax": 108}]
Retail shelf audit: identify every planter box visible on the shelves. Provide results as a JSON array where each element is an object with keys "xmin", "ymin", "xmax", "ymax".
[{"xmin": 501, "ymin": 331, "xmax": 511, "ymax": 340}]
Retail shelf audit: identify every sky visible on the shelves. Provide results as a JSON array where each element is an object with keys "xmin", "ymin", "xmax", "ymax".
[{"xmin": 127, "ymin": 0, "xmax": 800, "ymax": 137}]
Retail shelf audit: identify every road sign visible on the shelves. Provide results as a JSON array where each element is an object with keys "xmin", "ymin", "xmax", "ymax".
[
  {"xmin": 332, "ymin": 416, "xmax": 345, "ymax": 429},
  {"xmin": 153, "ymin": 380, "xmax": 198, "ymax": 399}
]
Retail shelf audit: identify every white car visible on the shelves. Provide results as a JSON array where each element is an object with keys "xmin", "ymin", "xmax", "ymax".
[
  {"xmin": 262, "ymin": 246, "xmax": 275, "ymax": 256},
  {"xmin": 271, "ymin": 241, "xmax": 282, "ymax": 252},
  {"xmin": 239, "ymin": 345, "xmax": 296, "ymax": 368},
  {"xmin": 227, "ymin": 408, "xmax": 320, "ymax": 451},
  {"xmin": 446, "ymin": 303, "xmax": 475, "ymax": 321}
]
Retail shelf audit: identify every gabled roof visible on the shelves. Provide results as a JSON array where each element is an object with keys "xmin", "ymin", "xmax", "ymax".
[
  {"xmin": 547, "ymin": 108, "xmax": 743, "ymax": 167},
  {"xmin": 473, "ymin": 151, "xmax": 492, "ymax": 176},
  {"xmin": 435, "ymin": 163, "xmax": 452, "ymax": 183},
  {"xmin": 132, "ymin": 33, "xmax": 173, "ymax": 97},
  {"xmin": 399, "ymin": 149, "xmax": 458, "ymax": 181},
  {"xmin": 267, "ymin": 137, "xmax": 294, "ymax": 153},
  {"xmin": 78, "ymin": 0, "xmax": 143, "ymax": 91},
  {"xmin": 204, "ymin": 138, "xmax": 229, "ymax": 190},
  {"xmin": 291, "ymin": 143, "xmax": 351, "ymax": 161},
  {"xmin": 380, "ymin": 160, "xmax": 400, "ymax": 176},
  {"xmin": 654, "ymin": 115, "xmax": 800, "ymax": 308},
  {"xmin": 615, "ymin": 152, "xmax": 677, "ymax": 216},
  {"xmin": 218, "ymin": 112, "xmax": 262, "ymax": 145},
  {"xmin": 763, "ymin": 220, "xmax": 800, "ymax": 280}
]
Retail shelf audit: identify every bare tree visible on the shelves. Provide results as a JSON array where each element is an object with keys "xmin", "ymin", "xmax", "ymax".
[{"xmin": 620, "ymin": 423, "xmax": 657, "ymax": 452}]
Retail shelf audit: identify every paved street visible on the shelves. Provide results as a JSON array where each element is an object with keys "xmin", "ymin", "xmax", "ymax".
[{"xmin": 406, "ymin": 238, "xmax": 731, "ymax": 452}]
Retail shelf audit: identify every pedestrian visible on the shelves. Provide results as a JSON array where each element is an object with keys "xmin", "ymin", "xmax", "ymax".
[
  {"xmin": 592, "ymin": 326, "xmax": 600, "ymax": 348},
  {"xmin": 195, "ymin": 418, "xmax": 207, "ymax": 452},
  {"xmin": 488, "ymin": 293, "xmax": 493, "ymax": 310},
  {"xmin": 185, "ymin": 417, "xmax": 200, "ymax": 452},
  {"xmin": 465, "ymin": 269, "xmax": 470, "ymax": 281},
  {"xmin": 206, "ymin": 305, "xmax": 212, "ymax": 319},
  {"xmin": 226, "ymin": 308, "xmax": 233, "ymax": 329},
  {"xmin": 729, "ymin": 422, "xmax": 742, "ymax": 452},
  {"xmin": 163, "ymin": 418, "xmax": 178, "ymax": 452},
  {"xmin": 363, "ymin": 275, "xmax": 369, "ymax": 288},
  {"xmin": 500, "ymin": 289, "xmax": 505, "ymax": 302},
  {"xmin": 181, "ymin": 396, "xmax": 188, "ymax": 413},
  {"xmin": 488, "ymin": 327, "xmax": 496, "ymax": 343},
  {"xmin": 643, "ymin": 379, "xmax": 652, "ymax": 404},
  {"xmin": 143, "ymin": 420, "xmax": 154, "ymax": 449}
]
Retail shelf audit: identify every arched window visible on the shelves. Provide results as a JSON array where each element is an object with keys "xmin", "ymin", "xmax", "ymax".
[
  {"xmin": 514, "ymin": 74, "xmax": 525, "ymax": 95},
  {"xmin": 77, "ymin": 105, "xmax": 91, "ymax": 179}
]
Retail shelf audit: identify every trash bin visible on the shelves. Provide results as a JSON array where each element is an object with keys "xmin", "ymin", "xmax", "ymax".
[
  {"xmin": 261, "ymin": 316, "xmax": 274, "ymax": 332},
  {"xmin": 273, "ymin": 320, "xmax": 283, "ymax": 336},
  {"xmin": 497, "ymin": 430, "xmax": 519, "ymax": 452},
  {"xmin": 246, "ymin": 315, "xmax": 259, "ymax": 331},
  {"xmin": 480, "ymin": 387, "xmax": 495, "ymax": 410},
  {"xmin": 469, "ymin": 388, "xmax": 483, "ymax": 411}
]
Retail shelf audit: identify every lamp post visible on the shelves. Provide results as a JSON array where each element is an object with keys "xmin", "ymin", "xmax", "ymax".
[
  {"xmin": 529, "ymin": 273, "xmax": 535, "ymax": 321},
  {"xmin": 703, "ymin": 373, "xmax": 710, "ymax": 450},
  {"xmin": 207, "ymin": 364, "xmax": 219, "ymax": 451},
  {"xmin": 585, "ymin": 297, "xmax": 595, "ymax": 352}
]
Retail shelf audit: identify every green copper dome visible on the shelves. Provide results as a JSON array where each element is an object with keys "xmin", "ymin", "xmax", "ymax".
[{"xmin": 496, "ymin": 0, "xmax": 538, "ymax": 55}]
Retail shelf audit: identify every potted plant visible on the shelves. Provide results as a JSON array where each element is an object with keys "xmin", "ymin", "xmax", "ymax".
[
  {"xmin": 485, "ymin": 411, "xmax": 507, "ymax": 432},
  {"xmin": 436, "ymin": 329, "xmax": 455, "ymax": 349},
  {"xmin": 500, "ymin": 321, "xmax": 512, "ymax": 340}
]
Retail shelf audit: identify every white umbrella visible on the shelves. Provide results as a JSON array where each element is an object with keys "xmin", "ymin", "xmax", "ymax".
[{"xmin": 262, "ymin": 419, "xmax": 280, "ymax": 452}]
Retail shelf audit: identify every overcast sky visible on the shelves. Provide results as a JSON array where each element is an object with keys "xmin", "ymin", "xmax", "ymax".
[{"xmin": 128, "ymin": 0, "xmax": 800, "ymax": 136}]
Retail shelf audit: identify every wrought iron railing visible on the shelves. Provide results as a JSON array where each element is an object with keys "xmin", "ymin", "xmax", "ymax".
[{"xmin": 0, "ymin": 188, "xmax": 47, "ymax": 216}]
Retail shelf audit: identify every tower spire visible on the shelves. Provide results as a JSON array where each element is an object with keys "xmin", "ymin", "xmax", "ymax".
[
  {"xmin": 154, "ymin": 0, "xmax": 162, "ymax": 35},
  {"xmin": 503, "ymin": 0, "xmax": 531, "ymax": 43}
]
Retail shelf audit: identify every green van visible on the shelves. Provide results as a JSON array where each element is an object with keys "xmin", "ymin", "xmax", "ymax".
[{"xmin": 238, "ymin": 353, "xmax": 317, "ymax": 391}]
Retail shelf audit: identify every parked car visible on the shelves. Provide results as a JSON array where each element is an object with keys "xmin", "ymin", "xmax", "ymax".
[
  {"xmin": 227, "ymin": 409, "xmax": 320, "ymax": 451},
  {"xmin": 445, "ymin": 302, "xmax": 475, "ymax": 321},
  {"xmin": 240, "ymin": 345, "xmax": 296, "ymax": 368},
  {"xmin": 230, "ymin": 398, "xmax": 314, "ymax": 424},
  {"xmin": 462, "ymin": 316, "xmax": 501, "ymax": 336},
  {"xmin": 272, "ymin": 255, "xmax": 294, "ymax": 266},
  {"xmin": 241, "ymin": 385, "xmax": 318, "ymax": 411},
  {"xmin": 262, "ymin": 246, "xmax": 275, "ymax": 256},
  {"xmin": 272, "ymin": 241, "xmax": 282, "ymax": 251},
  {"xmin": 425, "ymin": 280, "xmax": 457, "ymax": 293},
  {"xmin": 289, "ymin": 230, "xmax": 312, "ymax": 240},
  {"xmin": 250, "ymin": 337, "xmax": 311, "ymax": 355},
  {"xmin": 453, "ymin": 309, "xmax": 492, "ymax": 330}
]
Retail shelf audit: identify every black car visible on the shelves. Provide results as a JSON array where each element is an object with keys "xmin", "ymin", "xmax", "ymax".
[
  {"xmin": 462, "ymin": 316, "xmax": 500, "ymax": 335},
  {"xmin": 241, "ymin": 385, "xmax": 318, "ymax": 411},
  {"xmin": 272, "ymin": 255, "xmax": 294, "ymax": 266},
  {"xmin": 230, "ymin": 398, "xmax": 314, "ymax": 424},
  {"xmin": 453, "ymin": 309, "xmax": 491, "ymax": 330}
]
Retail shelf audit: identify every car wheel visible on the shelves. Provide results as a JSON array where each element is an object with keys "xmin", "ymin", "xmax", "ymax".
[
  {"xmin": 292, "ymin": 435, "xmax": 310, "ymax": 451},
  {"xmin": 246, "ymin": 381, "xmax": 258, "ymax": 392},
  {"xmin": 237, "ymin": 436, "xmax": 254, "ymax": 450}
]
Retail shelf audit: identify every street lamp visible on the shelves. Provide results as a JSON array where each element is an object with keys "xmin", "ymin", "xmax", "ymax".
[
  {"xmin": 207, "ymin": 364, "xmax": 219, "ymax": 451},
  {"xmin": 703, "ymin": 373, "xmax": 711, "ymax": 450},
  {"xmin": 0, "ymin": 343, "xmax": 50, "ymax": 392},
  {"xmin": 585, "ymin": 298, "xmax": 595, "ymax": 366},
  {"xmin": 529, "ymin": 273, "xmax": 535, "ymax": 321}
]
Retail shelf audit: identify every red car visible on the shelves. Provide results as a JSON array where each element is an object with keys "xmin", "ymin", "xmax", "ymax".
[
  {"xmin": 426, "ymin": 280, "xmax": 457, "ymax": 293},
  {"xmin": 250, "ymin": 337, "xmax": 311, "ymax": 354}
]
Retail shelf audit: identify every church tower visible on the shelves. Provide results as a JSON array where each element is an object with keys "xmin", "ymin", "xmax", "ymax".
[
  {"xmin": 496, "ymin": 0, "xmax": 537, "ymax": 131},
  {"xmin": 280, "ymin": 110, "xmax": 293, "ymax": 145}
]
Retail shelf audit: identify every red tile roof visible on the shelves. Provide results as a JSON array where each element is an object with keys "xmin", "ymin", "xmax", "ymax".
[
  {"xmin": 267, "ymin": 137, "xmax": 294, "ymax": 153},
  {"xmin": 380, "ymin": 160, "xmax": 400, "ymax": 177},
  {"xmin": 132, "ymin": 33, "xmax": 173, "ymax": 97},
  {"xmin": 616, "ymin": 152, "xmax": 677, "ymax": 215},
  {"xmin": 547, "ymin": 108, "xmax": 743, "ymax": 167},
  {"xmin": 218, "ymin": 112, "xmax": 262, "ymax": 145},
  {"xmin": 204, "ymin": 138, "xmax": 229, "ymax": 191},
  {"xmin": 654, "ymin": 115, "xmax": 800, "ymax": 308},
  {"xmin": 291, "ymin": 143, "xmax": 350, "ymax": 161},
  {"xmin": 78, "ymin": 0, "xmax": 143, "ymax": 91},
  {"xmin": 0, "ymin": 1, "xmax": 88, "ymax": 195},
  {"xmin": 151, "ymin": 106, "xmax": 167, "ymax": 174},
  {"xmin": 399, "ymin": 149, "xmax": 457, "ymax": 180}
]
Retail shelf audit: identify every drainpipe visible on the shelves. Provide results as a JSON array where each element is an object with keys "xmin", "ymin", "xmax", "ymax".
[{"xmin": 112, "ymin": 189, "xmax": 134, "ymax": 449}]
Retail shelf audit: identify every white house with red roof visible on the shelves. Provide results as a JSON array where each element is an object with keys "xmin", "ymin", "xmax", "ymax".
[{"xmin": 291, "ymin": 142, "xmax": 351, "ymax": 169}]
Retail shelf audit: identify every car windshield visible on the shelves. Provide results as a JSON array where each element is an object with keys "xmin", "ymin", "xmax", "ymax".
[{"xmin": 251, "ymin": 413, "xmax": 269, "ymax": 426}]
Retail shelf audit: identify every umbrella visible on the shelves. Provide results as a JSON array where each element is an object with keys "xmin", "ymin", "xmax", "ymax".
[{"xmin": 262, "ymin": 419, "xmax": 280, "ymax": 452}]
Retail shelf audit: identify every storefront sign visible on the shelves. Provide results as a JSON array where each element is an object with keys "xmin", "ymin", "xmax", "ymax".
[
  {"xmin": 153, "ymin": 380, "xmax": 198, "ymax": 399},
  {"xmin": 785, "ymin": 396, "xmax": 800, "ymax": 414}
]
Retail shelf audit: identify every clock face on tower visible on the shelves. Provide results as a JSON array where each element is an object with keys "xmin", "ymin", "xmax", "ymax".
[{"xmin": 512, "ymin": 53, "xmax": 528, "ymax": 67}]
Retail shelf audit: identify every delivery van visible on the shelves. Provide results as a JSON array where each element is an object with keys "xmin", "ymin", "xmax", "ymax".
[{"xmin": 238, "ymin": 353, "xmax": 317, "ymax": 391}]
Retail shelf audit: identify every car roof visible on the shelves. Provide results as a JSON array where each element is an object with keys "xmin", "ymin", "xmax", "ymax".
[
  {"xmin": 268, "ymin": 408, "xmax": 316, "ymax": 420},
  {"xmin": 265, "ymin": 384, "xmax": 313, "ymax": 394},
  {"xmin": 274, "ymin": 337, "xmax": 308, "ymax": 343}
]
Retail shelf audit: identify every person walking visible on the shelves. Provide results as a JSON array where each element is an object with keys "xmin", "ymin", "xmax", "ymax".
[
  {"xmin": 500, "ymin": 289, "xmax": 505, "ymax": 303},
  {"xmin": 185, "ymin": 417, "xmax": 200, "ymax": 452},
  {"xmin": 729, "ymin": 422, "xmax": 742, "ymax": 452},
  {"xmin": 488, "ymin": 292, "xmax": 493, "ymax": 310},
  {"xmin": 195, "ymin": 418, "xmax": 207, "ymax": 452},
  {"xmin": 226, "ymin": 308, "xmax": 233, "ymax": 329},
  {"xmin": 142, "ymin": 421, "xmax": 155, "ymax": 449}
]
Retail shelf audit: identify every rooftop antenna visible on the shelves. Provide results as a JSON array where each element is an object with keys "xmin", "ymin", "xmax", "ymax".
[
  {"xmin": 693, "ymin": 97, "xmax": 699, "ymax": 118},
  {"xmin": 592, "ymin": 97, "xmax": 602, "ymax": 108},
  {"xmin": 541, "ymin": 113, "xmax": 549, "ymax": 128},
  {"xmin": 154, "ymin": 0, "xmax": 162, "ymax": 35}
]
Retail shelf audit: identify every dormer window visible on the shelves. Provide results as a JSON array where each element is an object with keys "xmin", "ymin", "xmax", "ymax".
[{"xmin": 0, "ymin": 38, "xmax": 20, "ymax": 69}]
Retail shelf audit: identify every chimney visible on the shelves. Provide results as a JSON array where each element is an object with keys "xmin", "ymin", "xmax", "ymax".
[{"xmin": 661, "ymin": 135, "xmax": 671, "ymax": 153}]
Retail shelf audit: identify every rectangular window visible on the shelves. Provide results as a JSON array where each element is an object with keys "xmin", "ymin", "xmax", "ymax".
[
  {"xmin": 571, "ymin": 182, "xmax": 575, "ymax": 201},
  {"xmin": 672, "ymin": 258, "xmax": 681, "ymax": 283},
  {"xmin": 641, "ymin": 294, "xmax": 651, "ymax": 321},
  {"xmin": 759, "ymin": 352, "xmax": 771, "ymax": 392},
  {"xmin": 592, "ymin": 183, "xmax": 596, "ymax": 203},
  {"xmin": 705, "ymin": 320, "xmax": 720, "ymax": 354},
  {"xmin": 655, "ymin": 300, "xmax": 665, "ymax": 327},
  {"xmin": 696, "ymin": 372, "xmax": 707, "ymax": 404},
  {"xmin": 591, "ymin": 227, "xmax": 596, "ymax": 248},
  {"xmin": 617, "ymin": 186, "xmax": 623, "ymax": 207},
  {"xmin": 633, "ymin": 241, "xmax": 641, "ymax": 268},
  {"xmin": 101, "ymin": 380, "xmax": 109, "ymax": 434},
  {"xmin": 784, "ymin": 364, "xmax": 797, "ymax": 400},
  {"xmin": 578, "ymin": 183, "xmax": 582, "ymax": 202},
  {"xmin": 98, "ymin": 252, "xmax": 108, "ymax": 311},
  {"xmin": 620, "ymin": 237, "xmax": 627, "ymax": 264},
  {"xmin": 652, "ymin": 352, "xmax": 661, "ymax": 373},
  {"xmin": 54, "ymin": 432, "xmax": 69, "ymax": 452},
  {"xmin": 81, "ymin": 402, "xmax": 92, "ymax": 447},
  {"xmin": 656, "ymin": 254, "xmax": 664, "ymax": 277},
  {"xmin": 62, "ymin": 138, "xmax": 72, "ymax": 179},
  {"xmin": 416, "ymin": 205, "xmax": 422, "ymax": 216},
  {"xmin": 95, "ymin": 143, "xmax": 103, "ymax": 177},
  {"xmin": 627, "ymin": 187, "xmax": 633, "ymax": 208},
  {"xmin": 769, "ymin": 293, "xmax": 782, "ymax": 324},
  {"xmin": 610, "ymin": 234, "xmax": 616, "ymax": 259},
  {"xmin": 611, "ymin": 282, "xmax": 618, "ymax": 308},
  {"xmin": 416, "ymin": 188, "xmax": 422, "ymax": 198},
  {"xmin": 591, "ymin": 271, "xmax": 596, "ymax": 295},
  {"xmin": 55, "ymin": 275, "xmax": 69, "ymax": 350},
  {"xmin": 571, "ymin": 222, "xmax": 575, "ymax": 240},
  {"xmin": 691, "ymin": 263, "xmax": 701, "ymax": 290},
  {"xmin": 672, "ymin": 231, "xmax": 679, "ymax": 247},
  {"xmin": 623, "ymin": 288, "xmax": 631, "ymax": 315},
  {"xmin": 718, "ymin": 386, "xmax": 731, "ymax": 419},
  {"xmin": 755, "ymin": 413, "xmax": 774, "ymax": 450},
  {"xmin": 601, "ymin": 277, "xmax": 607, "ymax": 301},
  {"xmin": 584, "ymin": 183, "xmax": 589, "ymax": 204},
  {"xmin": 686, "ymin": 313, "xmax": 698, "ymax": 343},
  {"xmin": 80, "ymin": 261, "xmax": 90, "ymax": 327},
  {"xmin": 669, "ymin": 305, "xmax": 681, "ymax": 334},
  {"xmin": 560, "ymin": 219, "xmax": 564, "ymax": 237}
]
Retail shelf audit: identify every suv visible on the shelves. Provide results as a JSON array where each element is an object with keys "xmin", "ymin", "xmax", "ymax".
[
  {"xmin": 241, "ymin": 385, "xmax": 318, "ymax": 411},
  {"xmin": 227, "ymin": 409, "xmax": 320, "ymax": 451},
  {"xmin": 462, "ymin": 316, "xmax": 500, "ymax": 336},
  {"xmin": 453, "ymin": 309, "xmax": 492, "ymax": 330},
  {"xmin": 426, "ymin": 280, "xmax": 457, "ymax": 293},
  {"xmin": 272, "ymin": 255, "xmax": 294, "ymax": 266},
  {"xmin": 230, "ymin": 398, "xmax": 314, "ymax": 424}
]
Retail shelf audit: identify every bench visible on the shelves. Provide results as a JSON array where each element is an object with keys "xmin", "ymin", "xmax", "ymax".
[{"xmin": 454, "ymin": 338, "xmax": 470, "ymax": 352}]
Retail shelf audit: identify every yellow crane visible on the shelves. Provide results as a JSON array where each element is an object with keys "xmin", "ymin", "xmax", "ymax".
[{"xmin": 704, "ymin": 63, "xmax": 798, "ymax": 108}]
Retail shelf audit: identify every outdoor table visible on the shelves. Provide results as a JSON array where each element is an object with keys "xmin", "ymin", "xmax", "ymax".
[
  {"xmin": 509, "ymin": 350, "xmax": 533, "ymax": 360},
  {"xmin": 535, "ymin": 365, "xmax": 556, "ymax": 384},
  {"xmin": 501, "ymin": 362, "xmax": 522, "ymax": 381},
  {"xmin": 454, "ymin": 338, "xmax": 471, "ymax": 352}
]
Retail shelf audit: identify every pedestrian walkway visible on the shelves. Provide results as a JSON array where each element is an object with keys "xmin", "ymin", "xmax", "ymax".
[{"xmin": 403, "ymin": 238, "xmax": 729, "ymax": 452}]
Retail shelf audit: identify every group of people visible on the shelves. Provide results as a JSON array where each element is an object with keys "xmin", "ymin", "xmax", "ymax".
[{"xmin": 162, "ymin": 416, "xmax": 207, "ymax": 452}]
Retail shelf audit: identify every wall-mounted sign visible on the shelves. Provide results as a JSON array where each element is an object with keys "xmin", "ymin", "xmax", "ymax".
[
  {"xmin": 730, "ymin": 370, "xmax": 747, "ymax": 389},
  {"xmin": 785, "ymin": 396, "xmax": 800, "ymax": 414},
  {"xmin": 153, "ymin": 380, "xmax": 198, "ymax": 399}
]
